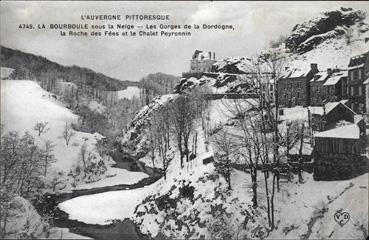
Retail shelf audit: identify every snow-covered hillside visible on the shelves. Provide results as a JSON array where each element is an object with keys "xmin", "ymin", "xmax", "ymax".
[
  {"xmin": 60, "ymin": 116, "xmax": 368, "ymax": 239},
  {"xmin": 0, "ymin": 80, "xmax": 147, "ymax": 190},
  {"xmin": 1, "ymin": 80, "xmax": 99, "ymax": 171}
]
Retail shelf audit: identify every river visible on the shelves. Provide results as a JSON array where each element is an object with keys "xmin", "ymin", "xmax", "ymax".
[{"xmin": 34, "ymin": 154, "xmax": 162, "ymax": 240}]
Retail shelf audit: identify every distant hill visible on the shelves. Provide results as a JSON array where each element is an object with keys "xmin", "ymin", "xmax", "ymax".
[
  {"xmin": 139, "ymin": 72, "xmax": 180, "ymax": 105},
  {"xmin": 0, "ymin": 45, "xmax": 139, "ymax": 91}
]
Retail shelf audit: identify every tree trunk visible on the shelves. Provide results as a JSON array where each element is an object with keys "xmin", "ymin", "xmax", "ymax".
[
  {"xmin": 271, "ymin": 173, "xmax": 277, "ymax": 230},
  {"xmin": 298, "ymin": 123, "xmax": 305, "ymax": 183},
  {"xmin": 263, "ymin": 171, "xmax": 272, "ymax": 227},
  {"xmin": 251, "ymin": 167, "xmax": 258, "ymax": 208}
]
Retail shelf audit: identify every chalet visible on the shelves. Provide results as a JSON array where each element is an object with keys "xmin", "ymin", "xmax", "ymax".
[
  {"xmin": 347, "ymin": 51, "xmax": 369, "ymax": 113},
  {"xmin": 313, "ymin": 119, "xmax": 367, "ymax": 180},
  {"xmin": 278, "ymin": 63, "xmax": 319, "ymax": 107},
  {"xmin": 310, "ymin": 69, "xmax": 348, "ymax": 106},
  {"xmin": 309, "ymin": 100, "xmax": 356, "ymax": 131},
  {"xmin": 189, "ymin": 50, "xmax": 216, "ymax": 73}
]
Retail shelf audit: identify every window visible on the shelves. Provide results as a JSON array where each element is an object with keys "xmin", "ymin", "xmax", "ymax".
[
  {"xmin": 354, "ymin": 70, "xmax": 359, "ymax": 81},
  {"xmin": 350, "ymin": 71, "xmax": 354, "ymax": 81},
  {"xmin": 297, "ymin": 91, "xmax": 300, "ymax": 98},
  {"xmin": 359, "ymin": 85, "xmax": 362, "ymax": 96},
  {"xmin": 359, "ymin": 103, "xmax": 364, "ymax": 112},
  {"xmin": 351, "ymin": 86, "xmax": 354, "ymax": 96},
  {"xmin": 358, "ymin": 69, "xmax": 362, "ymax": 81}
]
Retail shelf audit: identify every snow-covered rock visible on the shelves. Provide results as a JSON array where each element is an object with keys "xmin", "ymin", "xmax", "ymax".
[
  {"xmin": 286, "ymin": 7, "xmax": 367, "ymax": 53},
  {"xmin": 121, "ymin": 94, "xmax": 177, "ymax": 157},
  {"xmin": 1, "ymin": 196, "xmax": 48, "ymax": 239}
]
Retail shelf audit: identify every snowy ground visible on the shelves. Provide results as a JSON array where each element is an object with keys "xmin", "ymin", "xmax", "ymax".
[
  {"xmin": 269, "ymin": 172, "xmax": 368, "ymax": 239},
  {"xmin": 1, "ymin": 80, "xmax": 147, "ymax": 190},
  {"xmin": 47, "ymin": 228, "xmax": 91, "ymax": 239},
  {"xmin": 75, "ymin": 167, "xmax": 148, "ymax": 190},
  {"xmin": 58, "ymin": 187, "xmax": 152, "ymax": 225},
  {"xmin": 117, "ymin": 86, "xmax": 140, "ymax": 100},
  {"xmin": 1, "ymin": 80, "xmax": 85, "ymax": 171}
]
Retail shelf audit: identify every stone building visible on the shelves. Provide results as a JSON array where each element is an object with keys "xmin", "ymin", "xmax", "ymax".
[
  {"xmin": 347, "ymin": 51, "xmax": 369, "ymax": 113},
  {"xmin": 278, "ymin": 63, "xmax": 319, "ymax": 107},
  {"xmin": 189, "ymin": 50, "xmax": 216, "ymax": 73},
  {"xmin": 310, "ymin": 69, "xmax": 348, "ymax": 106}
]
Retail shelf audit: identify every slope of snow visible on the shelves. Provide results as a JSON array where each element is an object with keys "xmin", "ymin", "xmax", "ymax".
[
  {"xmin": 117, "ymin": 86, "xmax": 141, "ymax": 100},
  {"xmin": 75, "ymin": 168, "xmax": 148, "ymax": 190},
  {"xmin": 269, "ymin": 172, "xmax": 368, "ymax": 239},
  {"xmin": 1, "ymin": 80, "xmax": 85, "ymax": 171},
  {"xmin": 315, "ymin": 123, "xmax": 360, "ymax": 139},
  {"xmin": 1, "ymin": 80, "xmax": 145, "ymax": 190}
]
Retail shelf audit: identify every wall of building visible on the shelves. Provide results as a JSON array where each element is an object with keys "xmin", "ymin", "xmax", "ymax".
[
  {"xmin": 189, "ymin": 59, "xmax": 216, "ymax": 73},
  {"xmin": 278, "ymin": 77, "xmax": 308, "ymax": 107}
]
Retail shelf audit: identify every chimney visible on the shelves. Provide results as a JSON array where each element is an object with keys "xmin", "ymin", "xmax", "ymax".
[
  {"xmin": 310, "ymin": 63, "xmax": 318, "ymax": 72},
  {"xmin": 213, "ymin": 52, "xmax": 216, "ymax": 60},
  {"xmin": 327, "ymin": 68, "xmax": 332, "ymax": 75},
  {"xmin": 208, "ymin": 51, "xmax": 211, "ymax": 60}
]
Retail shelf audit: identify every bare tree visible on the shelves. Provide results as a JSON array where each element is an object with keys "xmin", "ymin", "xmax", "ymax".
[
  {"xmin": 151, "ymin": 108, "xmax": 171, "ymax": 179},
  {"xmin": 41, "ymin": 140, "xmax": 56, "ymax": 176},
  {"xmin": 80, "ymin": 142, "xmax": 88, "ymax": 169},
  {"xmin": 62, "ymin": 122, "xmax": 75, "ymax": 146},
  {"xmin": 168, "ymin": 95, "xmax": 196, "ymax": 168},
  {"xmin": 211, "ymin": 128, "xmax": 237, "ymax": 190},
  {"xmin": 33, "ymin": 122, "xmax": 49, "ymax": 136},
  {"xmin": 221, "ymin": 99, "xmax": 261, "ymax": 208}
]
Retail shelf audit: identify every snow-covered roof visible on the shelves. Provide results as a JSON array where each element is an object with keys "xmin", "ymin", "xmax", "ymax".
[
  {"xmin": 282, "ymin": 67, "xmax": 311, "ymax": 79},
  {"xmin": 348, "ymin": 63, "xmax": 365, "ymax": 71},
  {"xmin": 312, "ymin": 71, "xmax": 329, "ymax": 82},
  {"xmin": 323, "ymin": 71, "xmax": 347, "ymax": 86},
  {"xmin": 363, "ymin": 77, "xmax": 369, "ymax": 85},
  {"xmin": 315, "ymin": 124, "xmax": 360, "ymax": 139},
  {"xmin": 309, "ymin": 100, "xmax": 351, "ymax": 116},
  {"xmin": 348, "ymin": 51, "xmax": 368, "ymax": 68}
]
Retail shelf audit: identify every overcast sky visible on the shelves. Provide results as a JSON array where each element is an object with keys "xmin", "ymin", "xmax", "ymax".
[{"xmin": 1, "ymin": 1, "xmax": 368, "ymax": 81}]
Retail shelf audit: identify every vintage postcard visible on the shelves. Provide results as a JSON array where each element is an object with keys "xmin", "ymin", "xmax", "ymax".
[{"xmin": 0, "ymin": 1, "xmax": 368, "ymax": 239}]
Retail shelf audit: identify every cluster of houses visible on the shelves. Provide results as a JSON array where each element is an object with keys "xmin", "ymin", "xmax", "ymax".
[
  {"xmin": 185, "ymin": 49, "xmax": 369, "ymax": 180},
  {"xmin": 277, "ymin": 51, "xmax": 369, "ymax": 180},
  {"xmin": 278, "ymin": 51, "xmax": 369, "ymax": 114}
]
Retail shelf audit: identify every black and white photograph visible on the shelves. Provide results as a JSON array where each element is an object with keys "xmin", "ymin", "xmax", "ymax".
[{"xmin": 0, "ymin": 1, "xmax": 368, "ymax": 239}]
